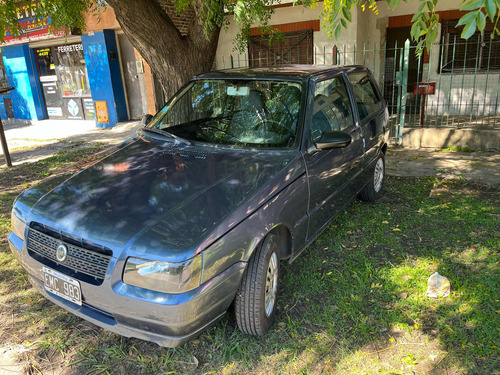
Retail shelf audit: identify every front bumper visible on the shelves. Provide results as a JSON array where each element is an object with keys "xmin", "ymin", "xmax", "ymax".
[{"xmin": 9, "ymin": 231, "xmax": 245, "ymax": 347}]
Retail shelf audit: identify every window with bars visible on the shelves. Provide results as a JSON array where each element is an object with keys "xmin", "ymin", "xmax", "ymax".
[
  {"xmin": 248, "ymin": 30, "xmax": 313, "ymax": 67},
  {"xmin": 441, "ymin": 19, "xmax": 500, "ymax": 73}
]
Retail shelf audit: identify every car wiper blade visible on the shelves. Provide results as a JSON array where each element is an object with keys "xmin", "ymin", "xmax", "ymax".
[{"xmin": 141, "ymin": 127, "xmax": 191, "ymax": 145}]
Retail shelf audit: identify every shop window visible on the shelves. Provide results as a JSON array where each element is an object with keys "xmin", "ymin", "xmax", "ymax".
[
  {"xmin": 54, "ymin": 43, "xmax": 91, "ymax": 97},
  {"xmin": 441, "ymin": 19, "xmax": 500, "ymax": 72}
]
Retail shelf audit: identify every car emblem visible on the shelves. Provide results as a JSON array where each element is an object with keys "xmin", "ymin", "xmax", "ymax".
[{"xmin": 56, "ymin": 244, "xmax": 68, "ymax": 262}]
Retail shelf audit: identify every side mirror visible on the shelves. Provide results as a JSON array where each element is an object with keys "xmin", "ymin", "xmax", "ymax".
[
  {"xmin": 308, "ymin": 130, "xmax": 352, "ymax": 154},
  {"xmin": 141, "ymin": 114, "xmax": 153, "ymax": 126}
]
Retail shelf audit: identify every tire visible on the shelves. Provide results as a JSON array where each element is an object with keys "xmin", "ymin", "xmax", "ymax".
[
  {"xmin": 360, "ymin": 153, "xmax": 385, "ymax": 202},
  {"xmin": 235, "ymin": 233, "xmax": 280, "ymax": 336}
]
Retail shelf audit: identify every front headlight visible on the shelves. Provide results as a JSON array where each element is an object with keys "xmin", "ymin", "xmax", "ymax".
[
  {"xmin": 123, "ymin": 255, "xmax": 202, "ymax": 294},
  {"xmin": 11, "ymin": 208, "xmax": 26, "ymax": 239}
]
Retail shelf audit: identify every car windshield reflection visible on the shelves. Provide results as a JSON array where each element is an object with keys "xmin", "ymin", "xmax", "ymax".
[{"xmin": 147, "ymin": 79, "xmax": 303, "ymax": 148}]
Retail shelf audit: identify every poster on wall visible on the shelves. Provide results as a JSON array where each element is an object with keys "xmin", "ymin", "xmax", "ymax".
[
  {"xmin": 83, "ymin": 98, "xmax": 95, "ymax": 120},
  {"xmin": 95, "ymin": 101, "xmax": 109, "ymax": 123},
  {"xmin": 62, "ymin": 98, "xmax": 84, "ymax": 120}
]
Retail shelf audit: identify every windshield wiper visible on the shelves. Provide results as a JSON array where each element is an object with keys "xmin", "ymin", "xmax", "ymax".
[{"xmin": 141, "ymin": 127, "xmax": 191, "ymax": 145}]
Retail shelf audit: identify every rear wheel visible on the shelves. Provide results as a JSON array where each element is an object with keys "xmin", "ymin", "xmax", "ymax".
[
  {"xmin": 235, "ymin": 233, "xmax": 279, "ymax": 336},
  {"xmin": 360, "ymin": 153, "xmax": 385, "ymax": 202}
]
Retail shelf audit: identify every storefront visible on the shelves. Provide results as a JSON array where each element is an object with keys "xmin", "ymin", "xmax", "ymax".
[
  {"xmin": 0, "ymin": 29, "xmax": 128, "ymax": 127},
  {"xmin": 33, "ymin": 42, "xmax": 94, "ymax": 120},
  {"xmin": 0, "ymin": 3, "xmax": 155, "ymax": 128}
]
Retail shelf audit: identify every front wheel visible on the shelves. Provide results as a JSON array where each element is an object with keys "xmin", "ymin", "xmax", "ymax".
[
  {"xmin": 360, "ymin": 153, "xmax": 385, "ymax": 202},
  {"xmin": 235, "ymin": 233, "xmax": 280, "ymax": 336}
]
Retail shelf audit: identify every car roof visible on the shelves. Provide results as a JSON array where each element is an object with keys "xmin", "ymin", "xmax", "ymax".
[{"xmin": 196, "ymin": 65, "xmax": 367, "ymax": 81}]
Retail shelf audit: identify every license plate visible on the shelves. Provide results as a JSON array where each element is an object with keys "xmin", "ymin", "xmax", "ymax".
[{"xmin": 43, "ymin": 267, "xmax": 82, "ymax": 306}]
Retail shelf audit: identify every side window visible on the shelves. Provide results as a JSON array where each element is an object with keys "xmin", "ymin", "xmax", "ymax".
[
  {"xmin": 311, "ymin": 76, "xmax": 354, "ymax": 142},
  {"xmin": 347, "ymin": 72, "xmax": 382, "ymax": 121}
]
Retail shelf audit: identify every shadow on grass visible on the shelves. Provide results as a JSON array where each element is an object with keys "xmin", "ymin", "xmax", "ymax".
[{"xmin": 1, "ymin": 174, "xmax": 498, "ymax": 374}]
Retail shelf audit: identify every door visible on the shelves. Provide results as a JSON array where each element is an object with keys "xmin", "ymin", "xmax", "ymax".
[
  {"xmin": 346, "ymin": 70, "xmax": 386, "ymax": 167},
  {"xmin": 118, "ymin": 34, "xmax": 147, "ymax": 119},
  {"xmin": 304, "ymin": 74, "xmax": 365, "ymax": 238},
  {"xmin": 34, "ymin": 47, "xmax": 63, "ymax": 118}
]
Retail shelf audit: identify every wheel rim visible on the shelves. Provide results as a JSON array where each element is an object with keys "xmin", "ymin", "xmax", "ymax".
[
  {"xmin": 265, "ymin": 252, "xmax": 278, "ymax": 317},
  {"xmin": 374, "ymin": 157, "xmax": 384, "ymax": 193}
]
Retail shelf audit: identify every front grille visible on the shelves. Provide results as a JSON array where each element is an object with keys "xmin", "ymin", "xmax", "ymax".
[{"xmin": 27, "ymin": 224, "xmax": 112, "ymax": 284}]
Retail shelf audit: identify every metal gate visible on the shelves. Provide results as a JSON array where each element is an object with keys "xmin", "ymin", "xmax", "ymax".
[{"xmin": 384, "ymin": 39, "xmax": 410, "ymax": 143}]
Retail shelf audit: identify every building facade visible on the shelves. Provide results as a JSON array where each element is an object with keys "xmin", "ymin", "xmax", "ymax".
[
  {"xmin": 216, "ymin": 0, "xmax": 500, "ymax": 129},
  {"xmin": 0, "ymin": 5, "xmax": 159, "ymax": 127}
]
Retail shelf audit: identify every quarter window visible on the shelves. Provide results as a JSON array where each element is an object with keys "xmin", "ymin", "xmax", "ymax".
[
  {"xmin": 347, "ymin": 72, "xmax": 382, "ymax": 121},
  {"xmin": 311, "ymin": 76, "xmax": 354, "ymax": 142}
]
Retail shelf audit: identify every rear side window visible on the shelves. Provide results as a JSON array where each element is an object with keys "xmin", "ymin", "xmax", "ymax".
[
  {"xmin": 310, "ymin": 76, "xmax": 354, "ymax": 142},
  {"xmin": 347, "ymin": 72, "xmax": 382, "ymax": 121}
]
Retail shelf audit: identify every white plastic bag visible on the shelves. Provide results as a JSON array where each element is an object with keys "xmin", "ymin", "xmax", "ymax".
[{"xmin": 426, "ymin": 272, "xmax": 450, "ymax": 298}]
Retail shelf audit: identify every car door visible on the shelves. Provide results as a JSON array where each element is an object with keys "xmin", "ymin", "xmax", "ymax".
[
  {"xmin": 303, "ymin": 74, "xmax": 365, "ymax": 239},
  {"xmin": 346, "ymin": 70, "xmax": 386, "ymax": 171}
]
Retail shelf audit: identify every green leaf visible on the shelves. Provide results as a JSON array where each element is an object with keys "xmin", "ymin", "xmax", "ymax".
[
  {"xmin": 485, "ymin": 0, "xmax": 497, "ymax": 21},
  {"xmin": 418, "ymin": 19, "xmax": 428, "ymax": 30},
  {"xmin": 422, "ymin": 11, "xmax": 430, "ymax": 22},
  {"xmin": 426, "ymin": 1, "xmax": 433, "ymax": 11},
  {"xmin": 462, "ymin": 18, "xmax": 477, "ymax": 39},
  {"xmin": 477, "ymin": 11, "xmax": 486, "ymax": 31},
  {"xmin": 418, "ymin": 1, "xmax": 426, "ymax": 12},
  {"xmin": 460, "ymin": 0, "xmax": 485, "ymax": 11},
  {"xmin": 411, "ymin": 12, "xmax": 422, "ymax": 23},
  {"xmin": 334, "ymin": 24, "xmax": 341, "ymax": 40},
  {"xmin": 457, "ymin": 11, "xmax": 478, "ymax": 27},
  {"xmin": 410, "ymin": 23, "xmax": 421, "ymax": 40},
  {"xmin": 341, "ymin": 18, "xmax": 347, "ymax": 28},
  {"xmin": 342, "ymin": 7, "xmax": 352, "ymax": 22},
  {"xmin": 427, "ymin": 25, "xmax": 439, "ymax": 47}
]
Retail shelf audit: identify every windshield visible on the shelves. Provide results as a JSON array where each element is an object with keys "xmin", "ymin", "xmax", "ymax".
[{"xmin": 147, "ymin": 79, "xmax": 303, "ymax": 148}]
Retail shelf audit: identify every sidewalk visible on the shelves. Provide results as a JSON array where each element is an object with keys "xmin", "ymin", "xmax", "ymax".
[
  {"xmin": 0, "ymin": 119, "xmax": 142, "ymax": 167},
  {"xmin": 386, "ymin": 148, "xmax": 500, "ymax": 185},
  {"xmin": 1, "ymin": 119, "xmax": 499, "ymax": 185}
]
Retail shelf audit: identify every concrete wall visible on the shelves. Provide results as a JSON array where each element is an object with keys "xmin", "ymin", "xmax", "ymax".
[
  {"xmin": 84, "ymin": 6, "xmax": 121, "ymax": 31},
  {"xmin": 402, "ymin": 128, "xmax": 500, "ymax": 151}
]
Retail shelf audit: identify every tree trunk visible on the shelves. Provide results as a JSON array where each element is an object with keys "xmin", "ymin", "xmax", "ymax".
[{"xmin": 106, "ymin": 0, "xmax": 221, "ymax": 102}]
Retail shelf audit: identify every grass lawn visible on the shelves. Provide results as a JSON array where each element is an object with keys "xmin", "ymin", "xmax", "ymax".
[{"xmin": 0, "ymin": 146, "xmax": 498, "ymax": 374}]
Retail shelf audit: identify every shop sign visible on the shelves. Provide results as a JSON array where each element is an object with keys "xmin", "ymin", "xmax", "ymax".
[
  {"xmin": 2, "ymin": 2, "xmax": 67, "ymax": 44},
  {"xmin": 56, "ymin": 44, "xmax": 83, "ymax": 53},
  {"xmin": 47, "ymin": 107, "xmax": 63, "ymax": 116},
  {"xmin": 83, "ymin": 98, "xmax": 95, "ymax": 120}
]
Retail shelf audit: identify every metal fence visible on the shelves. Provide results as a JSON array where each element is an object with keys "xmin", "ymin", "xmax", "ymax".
[{"xmin": 215, "ymin": 36, "xmax": 500, "ymax": 141}]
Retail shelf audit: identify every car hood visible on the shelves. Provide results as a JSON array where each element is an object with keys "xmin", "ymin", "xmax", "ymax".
[{"xmin": 21, "ymin": 136, "xmax": 303, "ymax": 261}]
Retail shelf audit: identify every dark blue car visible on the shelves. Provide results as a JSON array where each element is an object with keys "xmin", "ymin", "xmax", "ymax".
[{"xmin": 9, "ymin": 65, "xmax": 388, "ymax": 347}]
